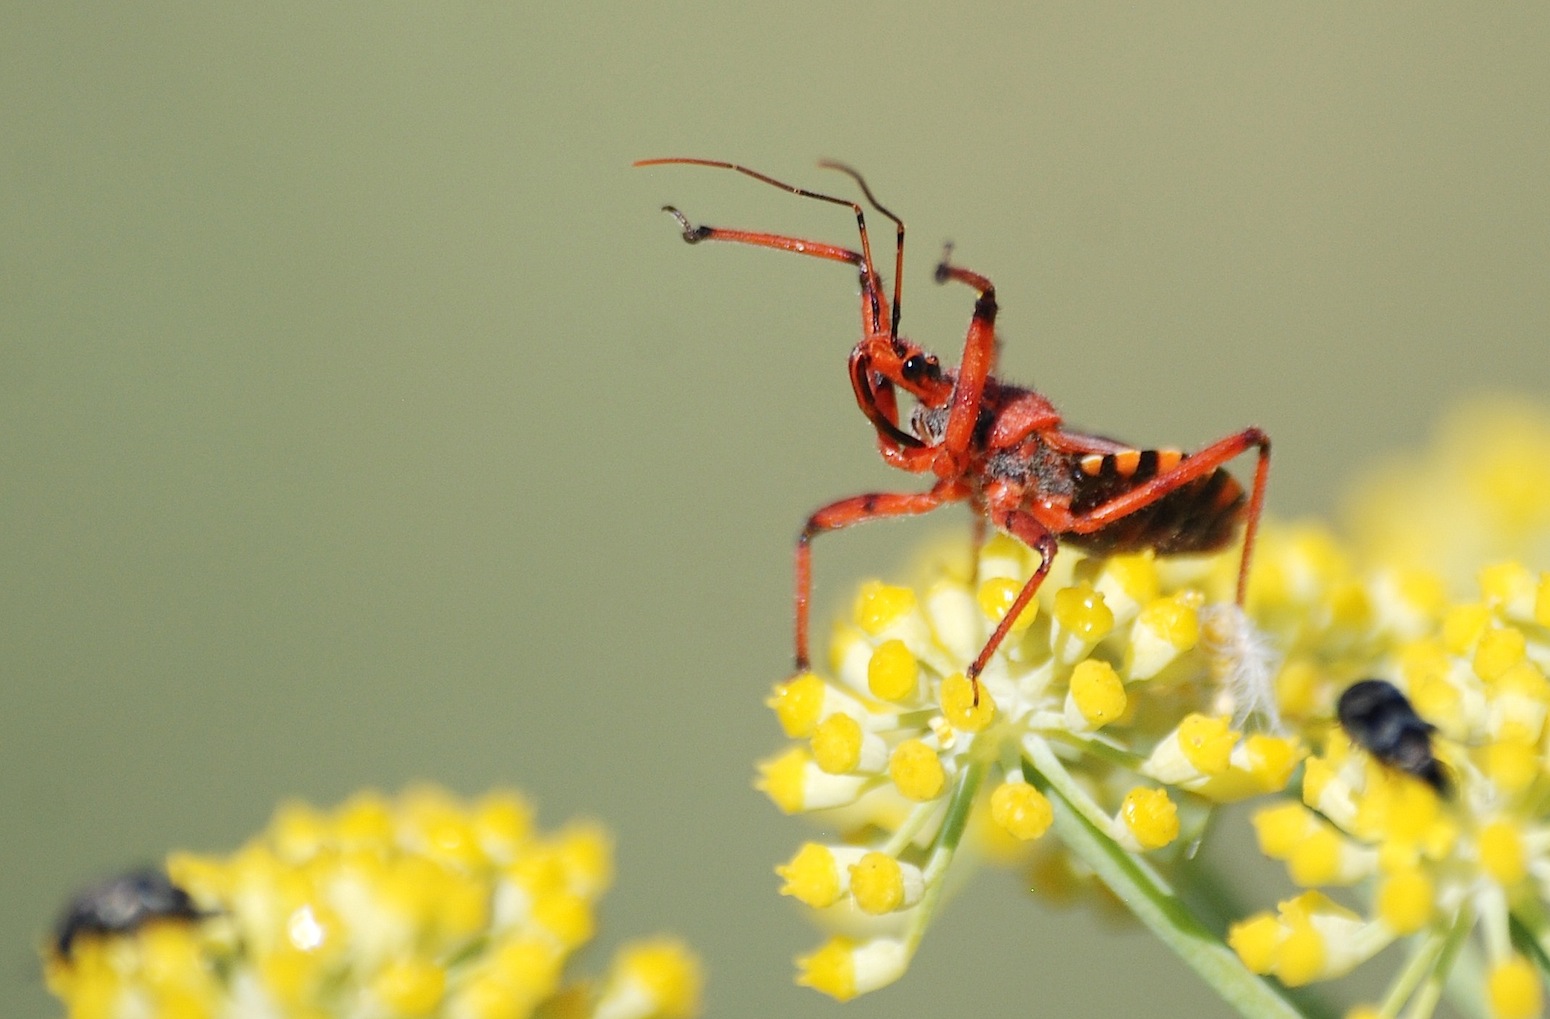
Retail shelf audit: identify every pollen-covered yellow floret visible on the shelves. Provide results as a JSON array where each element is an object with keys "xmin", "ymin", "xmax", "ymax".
[
  {"xmin": 269, "ymin": 800, "xmax": 332, "ymax": 862},
  {"xmin": 990, "ymin": 781, "xmax": 1053, "ymax": 841},
  {"xmin": 756, "ymin": 746, "xmax": 868, "ymax": 814},
  {"xmin": 854, "ymin": 581, "xmax": 917, "ymax": 636},
  {"xmin": 867, "ymin": 640, "xmax": 919, "ymax": 702},
  {"xmin": 1275, "ymin": 919, "xmax": 1327, "ymax": 987},
  {"xmin": 794, "ymin": 936, "xmax": 908, "ymax": 1002},
  {"xmin": 1326, "ymin": 580, "xmax": 1373, "ymax": 632},
  {"xmin": 768, "ymin": 673, "xmax": 828, "ymax": 738},
  {"xmin": 1275, "ymin": 659, "xmax": 1323, "ymax": 718},
  {"xmin": 976, "ymin": 533, "xmax": 1029, "ymax": 579},
  {"xmin": 1299, "ymin": 755, "xmax": 1346, "ymax": 819},
  {"xmin": 552, "ymin": 821, "xmax": 613, "ymax": 897},
  {"xmin": 595, "ymin": 938, "xmax": 703, "ymax": 1019},
  {"xmin": 848, "ymin": 853, "xmax": 909, "ymax": 914},
  {"xmin": 776, "ymin": 843, "xmax": 848, "ymax": 908},
  {"xmin": 1067, "ymin": 659, "xmax": 1125, "ymax": 728},
  {"xmin": 1227, "ymin": 913, "xmax": 1281, "ymax": 974},
  {"xmin": 888, "ymin": 739, "xmax": 946, "ymax": 801},
  {"xmin": 1177, "ymin": 714, "xmax": 1236, "ymax": 775},
  {"xmin": 1475, "ymin": 627, "xmax": 1527, "ymax": 684},
  {"xmin": 977, "ymin": 576, "xmax": 1037, "ymax": 633},
  {"xmin": 1375, "ymin": 866, "xmax": 1433, "ymax": 935},
  {"xmin": 1398, "ymin": 639, "xmax": 1463, "ymax": 728},
  {"xmin": 482, "ymin": 937, "xmax": 563, "ymax": 1004},
  {"xmin": 1254, "ymin": 803, "xmax": 1314, "ymax": 860},
  {"xmin": 1479, "ymin": 818, "xmax": 1527, "ymax": 886},
  {"xmin": 1536, "ymin": 572, "xmax": 1550, "ymax": 627},
  {"xmin": 333, "ymin": 791, "xmax": 397, "ymax": 848},
  {"xmin": 405, "ymin": 786, "xmax": 491, "ymax": 871},
  {"xmin": 1485, "ymin": 739, "xmax": 1541, "ymax": 797},
  {"xmin": 811, "ymin": 713, "xmax": 864, "ymax": 774},
  {"xmin": 1353, "ymin": 769, "xmax": 1450, "ymax": 849},
  {"xmin": 372, "ymin": 957, "xmax": 445, "ymax": 1016},
  {"xmin": 1241, "ymin": 735, "xmax": 1302, "ymax": 793},
  {"xmin": 1095, "ymin": 552, "xmax": 1161, "ymax": 608},
  {"xmin": 1488, "ymin": 661, "xmax": 1550, "ymax": 745},
  {"xmin": 755, "ymin": 747, "xmax": 813, "ymax": 814},
  {"xmin": 533, "ymin": 891, "xmax": 595, "ymax": 949},
  {"xmin": 472, "ymin": 792, "xmax": 535, "ymax": 861},
  {"xmin": 940, "ymin": 673, "xmax": 995, "ymax": 732},
  {"xmin": 1442, "ymin": 603, "xmax": 1492, "ymax": 655},
  {"xmin": 1393, "ymin": 567, "xmax": 1448, "ymax": 620},
  {"xmin": 1119, "ymin": 787, "xmax": 1178, "ymax": 851},
  {"xmin": 1480, "ymin": 561, "xmax": 1537, "ymax": 614},
  {"xmin": 1127, "ymin": 592, "xmax": 1201, "ymax": 679},
  {"xmin": 1488, "ymin": 954, "xmax": 1543, "ymax": 1019},
  {"xmin": 1287, "ymin": 826, "xmax": 1350, "ymax": 888},
  {"xmin": 1053, "ymin": 582, "xmax": 1115, "ymax": 643}
]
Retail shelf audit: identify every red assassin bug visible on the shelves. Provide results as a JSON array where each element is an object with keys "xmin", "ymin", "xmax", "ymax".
[{"xmin": 636, "ymin": 157, "xmax": 1271, "ymax": 703}]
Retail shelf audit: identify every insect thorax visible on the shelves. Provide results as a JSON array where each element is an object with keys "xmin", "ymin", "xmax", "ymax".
[{"xmin": 910, "ymin": 403, "xmax": 950, "ymax": 445}]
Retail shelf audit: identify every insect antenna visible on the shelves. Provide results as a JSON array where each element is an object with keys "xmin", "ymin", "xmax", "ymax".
[
  {"xmin": 818, "ymin": 160, "xmax": 905, "ymax": 340},
  {"xmin": 633, "ymin": 157, "xmax": 887, "ymax": 331}
]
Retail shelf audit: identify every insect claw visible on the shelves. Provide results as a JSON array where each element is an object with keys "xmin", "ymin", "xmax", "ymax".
[
  {"xmin": 660, "ymin": 205, "xmax": 710, "ymax": 244},
  {"xmin": 933, "ymin": 242, "xmax": 956, "ymax": 283}
]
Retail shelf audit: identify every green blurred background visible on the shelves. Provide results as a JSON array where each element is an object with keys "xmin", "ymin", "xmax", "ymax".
[{"xmin": 4, "ymin": 5, "xmax": 1549, "ymax": 1016}]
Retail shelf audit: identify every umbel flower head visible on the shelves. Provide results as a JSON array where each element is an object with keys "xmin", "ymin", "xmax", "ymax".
[
  {"xmin": 759, "ymin": 397, "xmax": 1550, "ymax": 1012},
  {"xmin": 1232, "ymin": 534, "xmax": 1550, "ymax": 1016},
  {"xmin": 43, "ymin": 786, "xmax": 702, "ymax": 1019},
  {"xmin": 759, "ymin": 534, "xmax": 1303, "ymax": 1002}
]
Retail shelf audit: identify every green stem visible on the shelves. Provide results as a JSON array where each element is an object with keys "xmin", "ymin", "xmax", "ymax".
[
  {"xmin": 1020, "ymin": 737, "xmax": 1305, "ymax": 1019},
  {"xmin": 1407, "ymin": 907, "xmax": 1472, "ymax": 1019},
  {"xmin": 904, "ymin": 754, "xmax": 989, "ymax": 953},
  {"xmin": 1508, "ymin": 896, "xmax": 1550, "ymax": 973}
]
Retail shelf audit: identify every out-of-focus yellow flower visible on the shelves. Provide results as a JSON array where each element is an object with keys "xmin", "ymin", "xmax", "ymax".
[
  {"xmin": 1344, "ymin": 396, "xmax": 1550, "ymax": 589},
  {"xmin": 1225, "ymin": 398, "xmax": 1550, "ymax": 1016},
  {"xmin": 43, "ymin": 787, "xmax": 702, "ymax": 1019},
  {"xmin": 1233, "ymin": 547, "xmax": 1550, "ymax": 1011}
]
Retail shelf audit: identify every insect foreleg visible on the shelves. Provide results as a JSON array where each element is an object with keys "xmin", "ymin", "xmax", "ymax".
[
  {"xmin": 794, "ymin": 482, "xmax": 963, "ymax": 673},
  {"xmin": 932, "ymin": 246, "xmax": 999, "ymax": 469}
]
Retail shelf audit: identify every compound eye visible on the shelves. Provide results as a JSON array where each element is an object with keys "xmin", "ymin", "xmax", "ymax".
[{"xmin": 902, "ymin": 353, "xmax": 938, "ymax": 383}]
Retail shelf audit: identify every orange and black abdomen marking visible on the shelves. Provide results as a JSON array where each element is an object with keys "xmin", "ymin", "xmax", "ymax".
[{"xmin": 1065, "ymin": 448, "xmax": 1245, "ymax": 556}]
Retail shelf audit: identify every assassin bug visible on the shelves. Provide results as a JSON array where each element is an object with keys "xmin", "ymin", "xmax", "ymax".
[{"xmin": 636, "ymin": 157, "xmax": 1271, "ymax": 703}]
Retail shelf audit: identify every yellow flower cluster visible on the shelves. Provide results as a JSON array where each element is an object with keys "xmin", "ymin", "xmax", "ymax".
[
  {"xmin": 758, "ymin": 535, "xmax": 1301, "ymax": 1000},
  {"xmin": 44, "ymin": 787, "xmax": 702, "ymax": 1019},
  {"xmin": 1219, "ymin": 399, "xmax": 1550, "ymax": 1017},
  {"xmin": 1344, "ymin": 396, "xmax": 1550, "ymax": 588},
  {"xmin": 765, "ymin": 398, "xmax": 1550, "ymax": 1011},
  {"xmin": 1232, "ymin": 530, "xmax": 1550, "ymax": 1019}
]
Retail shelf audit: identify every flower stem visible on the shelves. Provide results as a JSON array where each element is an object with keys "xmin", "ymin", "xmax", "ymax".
[{"xmin": 1020, "ymin": 738, "xmax": 1305, "ymax": 1019}]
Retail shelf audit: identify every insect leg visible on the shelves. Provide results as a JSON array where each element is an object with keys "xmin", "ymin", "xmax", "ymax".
[
  {"xmin": 819, "ymin": 160, "xmax": 906, "ymax": 340},
  {"xmin": 932, "ymin": 244, "xmax": 999, "ymax": 465},
  {"xmin": 967, "ymin": 504, "xmax": 1057, "ymax": 705},
  {"xmin": 637, "ymin": 157, "xmax": 890, "ymax": 335},
  {"xmin": 1059, "ymin": 427, "xmax": 1271, "ymax": 605},
  {"xmin": 794, "ymin": 482, "xmax": 964, "ymax": 673}
]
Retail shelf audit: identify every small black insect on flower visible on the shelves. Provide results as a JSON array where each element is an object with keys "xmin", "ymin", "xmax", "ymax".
[
  {"xmin": 1336, "ymin": 678, "xmax": 1450, "ymax": 796},
  {"xmin": 52, "ymin": 867, "xmax": 206, "ymax": 960}
]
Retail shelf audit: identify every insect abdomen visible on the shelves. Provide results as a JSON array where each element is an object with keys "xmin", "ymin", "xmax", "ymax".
[{"xmin": 1064, "ymin": 449, "xmax": 1245, "ymax": 556}]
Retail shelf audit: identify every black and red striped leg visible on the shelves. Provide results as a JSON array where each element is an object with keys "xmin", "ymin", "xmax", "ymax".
[{"xmin": 794, "ymin": 481, "xmax": 962, "ymax": 673}]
